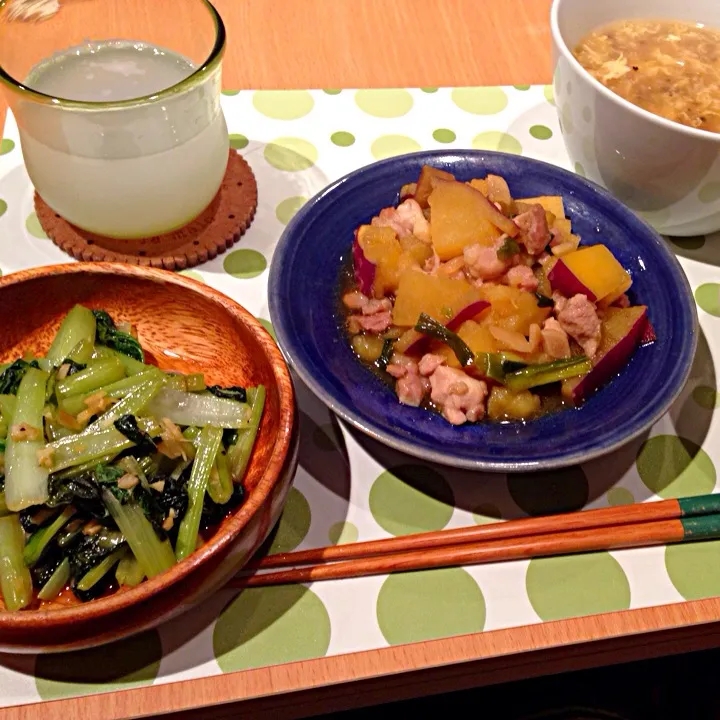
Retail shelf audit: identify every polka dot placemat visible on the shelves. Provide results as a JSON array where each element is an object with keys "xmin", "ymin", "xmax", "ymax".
[{"xmin": 0, "ymin": 85, "xmax": 718, "ymax": 709}]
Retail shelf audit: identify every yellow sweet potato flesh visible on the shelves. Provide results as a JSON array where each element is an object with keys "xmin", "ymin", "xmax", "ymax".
[
  {"xmin": 596, "ymin": 306, "xmax": 647, "ymax": 361},
  {"xmin": 487, "ymin": 387, "xmax": 541, "ymax": 421},
  {"xmin": 428, "ymin": 181, "xmax": 503, "ymax": 260},
  {"xmin": 518, "ymin": 195, "xmax": 565, "ymax": 219},
  {"xmin": 399, "ymin": 234, "xmax": 433, "ymax": 266},
  {"xmin": 392, "ymin": 269, "xmax": 483, "ymax": 327},
  {"xmin": 415, "ymin": 165, "xmax": 456, "ymax": 208},
  {"xmin": 560, "ymin": 245, "xmax": 632, "ymax": 302},
  {"xmin": 476, "ymin": 284, "xmax": 551, "ymax": 335},
  {"xmin": 357, "ymin": 225, "xmax": 403, "ymax": 297}
]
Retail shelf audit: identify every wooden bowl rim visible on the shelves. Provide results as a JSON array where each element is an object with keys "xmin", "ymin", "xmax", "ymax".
[{"xmin": 0, "ymin": 262, "xmax": 296, "ymax": 629}]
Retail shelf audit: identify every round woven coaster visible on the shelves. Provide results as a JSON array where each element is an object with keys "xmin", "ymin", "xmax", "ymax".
[{"xmin": 34, "ymin": 149, "xmax": 258, "ymax": 270}]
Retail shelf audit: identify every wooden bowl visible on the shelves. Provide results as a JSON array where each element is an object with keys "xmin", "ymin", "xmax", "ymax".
[{"xmin": 0, "ymin": 263, "xmax": 298, "ymax": 652}]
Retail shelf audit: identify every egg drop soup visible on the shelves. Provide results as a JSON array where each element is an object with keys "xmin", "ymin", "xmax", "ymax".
[{"xmin": 574, "ymin": 19, "xmax": 720, "ymax": 134}]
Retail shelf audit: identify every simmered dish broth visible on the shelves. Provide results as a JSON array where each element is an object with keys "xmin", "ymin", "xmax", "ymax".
[{"xmin": 574, "ymin": 19, "xmax": 720, "ymax": 133}]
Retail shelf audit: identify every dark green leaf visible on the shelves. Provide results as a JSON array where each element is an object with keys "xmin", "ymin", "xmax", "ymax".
[
  {"xmin": 375, "ymin": 338, "xmax": 395, "ymax": 372},
  {"xmin": 222, "ymin": 429, "xmax": 239, "ymax": 448},
  {"xmin": 94, "ymin": 464, "xmax": 125, "ymax": 486},
  {"xmin": 113, "ymin": 415, "xmax": 157, "ymax": 457},
  {"xmin": 67, "ymin": 528, "xmax": 125, "ymax": 580},
  {"xmin": 92, "ymin": 310, "xmax": 145, "ymax": 362},
  {"xmin": 0, "ymin": 359, "xmax": 40, "ymax": 395},
  {"xmin": 207, "ymin": 385, "xmax": 247, "ymax": 402},
  {"xmin": 414, "ymin": 313, "xmax": 474, "ymax": 367},
  {"xmin": 201, "ymin": 482, "xmax": 245, "ymax": 530},
  {"xmin": 535, "ymin": 292, "xmax": 554, "ymax": 308}
]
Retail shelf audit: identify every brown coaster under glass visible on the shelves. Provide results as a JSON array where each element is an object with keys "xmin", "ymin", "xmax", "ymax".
[{"xmin": 34, "ymin": 149, "xmax": 258, "ymax": 270}]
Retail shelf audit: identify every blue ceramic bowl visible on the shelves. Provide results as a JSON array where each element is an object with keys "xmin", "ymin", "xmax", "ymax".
[{"xmin": 268, "ymin": 151, "xmax": 697, "ymax": 471}]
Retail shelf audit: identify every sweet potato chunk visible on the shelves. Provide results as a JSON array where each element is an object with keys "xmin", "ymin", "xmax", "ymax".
[
  {"xmin": 549, "ymin": 245, "xmax": 632, "ymax": 303},
  {"xmin": 428, "ymin": 181, "xmax": 507, "ymax": 260},
  {"xmin": 393, "ymin": 269, "xmax": 483, "ymax": 327},
  {"xmin": 477, "ymin": 284, "xmax": 551, "ymax": 335},
  {"xmin": 415, "ymin": 165, "xmax": 455, "ymax": 208},
  {"xmin": 518, "ymin": 195, "xmax": 565, "ymax": 219},
  {"xmin": 357, "ymin": 225, "xmax": 403, "ymax": 297},
  {"xmin": 571, "ymin": 306, "xmax": 648, "ymax": 402}
]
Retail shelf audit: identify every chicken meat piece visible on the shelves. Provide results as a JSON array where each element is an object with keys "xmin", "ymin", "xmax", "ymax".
[
  {"xmin": 505, "ymin": 264, "xmax": 539, "ymax": 292},
  {"xmin": 387, "ymin": 357, "xmax": 429, "ymax": 407},
  {"xmin": 554, "ymin": 293, "xmax": 601, "ymax": 357},
  {"xmin": 429, "ymin": 366, "xmax": 488, "ymax": 425},
  {"xmin": 345, "ymin": 293, "xmax": 393, "ymax": 333},
  {"xmin": 514, "ymin": 203, "xmax": 551, "ymax": 255},
  {"xmin": 464, "ymin": 236, "xmax": 511, "ymax": 280},
  {"xmin": 418, "ymin": 353, "xmax": 446, "ymax": 376},
  {"xmin": 372, "ymin": 198, "xmax": 431, "ymax": 242}
]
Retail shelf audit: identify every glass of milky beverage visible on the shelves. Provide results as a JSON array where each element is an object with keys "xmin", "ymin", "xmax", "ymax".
[{"xmin": 0, "ymin": 0, "xmax": 230, "ymax": 239}]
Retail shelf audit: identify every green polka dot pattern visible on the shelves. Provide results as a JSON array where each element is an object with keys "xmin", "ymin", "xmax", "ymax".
[
  {"xmin": 229, "ymin": 134, "xmax": 249, "ymax": 150},
  {"xmin": 370, "ymin": 135, "xmax": 421, "ymax": 160},
  {"xmin": 432, "ymin": 128, "xmax": 456, "ymax": 143},
  {"xmin": 693, "ymin": 385, "xmax": 720, "ymax": 409},
  {"xmin": 529, "ymin": 124, "xmax": 553, "ymax": 140},
  {"xmin": 330, "ymin": 131, "xmax": 355, "ymax": 147},
  {"xmin": 451, "ymin": 87, "xmax": 508, "ymax": 115},
  {"xmin": 377, "ymin": 568, "xmax": 485, "ymax": 644},
  {"xmin": 253, "ymin": 90, "xmax": 314, "ymax": 120},
  {"xmin": 214, "ymin": 586, "xmax": 331, "ymax": 672},
  {"xmin": 369, "ymin": 465, "xmax": 454, "ymax": 536},
  {"xmin": 36, "ymin": 631, "xmax": 162, "ymax": 699},
  {"xmin": 178, "ymin": 269, "xmax": 205, "ymax": 283},
  {"xmin": 355, "ymin": 89, "xmax": 413, "ymax": 118},
  {"xmin": 223, "ymin": 249, "xmax": 267, "ymax": 279},
  {"xmin": 0, "ymin": 199, "xmax": 6, "ymax": 218},
  {"xmin": 328, "ymin": 521, "xmax": 359, "ymax": 545},
  {"xmin": 471, "ymin": 131, "xmax": 522, "ymax": 155},
  {"xmin": 606, "ymin": 487, "xmax": 634, "ymax": 506},
  {"xmin": 636, "ymin": 436, "xmax": 716, "ymax": 498},
  {"xmin": 264, "ymin": 137, "xmax": 318, "ymax": 171},
  {"xmin": 666, "ymin": 542, "xmax": 720, "ymax": 599},
  {"xmin": 267, "ymin": 487, "xmax": 312, "ymax": 554},
  {"xmin": 0, "ymin": 138, "xmax": 14, "ymax": 155},
  {"xmin": 526, "ymin": 553, "xmax": 631, "ymax": 621},
  {"xmin": 275, "ymin": 196, "xmax": 307, "ymax": 225},
  {"xmin": 695, "ymin": 283, "xmax": 720, "ymax": 316},
  {"xmin": 26, "ymin": 213, "xmax": 48, "ymax": 239}
]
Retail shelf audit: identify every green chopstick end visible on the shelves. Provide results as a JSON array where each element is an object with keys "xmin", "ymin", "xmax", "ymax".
[
  {"xmin": 682, "ymin": 515, "xmax": 720, "ymax": 541},
  {"xmin": 678, "ymin": 494, "xmax": 720, "ymax": 518}
]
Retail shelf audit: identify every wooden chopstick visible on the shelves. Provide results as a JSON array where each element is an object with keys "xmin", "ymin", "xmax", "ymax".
[
  {"xmin": 229, "ymin": 494, "xmax": 720, "ymax": 589},
  {"xmin": 245, "ymin": 493, "xmax": 720, "ymax": 570}
]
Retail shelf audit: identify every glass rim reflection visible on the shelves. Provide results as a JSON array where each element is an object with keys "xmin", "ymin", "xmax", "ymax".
[{"xmin": 0, "ymin": 0, "xmax": 226, "ymax": 110}]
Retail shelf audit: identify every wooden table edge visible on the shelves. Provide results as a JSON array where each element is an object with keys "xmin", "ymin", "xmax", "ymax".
[{"xmin": 4, "ymin": 595, "xmax": 720, "ymax": 719}]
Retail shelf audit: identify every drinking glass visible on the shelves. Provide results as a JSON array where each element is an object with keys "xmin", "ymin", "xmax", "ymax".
[{"xmin": 0, "ymin": 0, "xmax": 230, "ymax": 239}]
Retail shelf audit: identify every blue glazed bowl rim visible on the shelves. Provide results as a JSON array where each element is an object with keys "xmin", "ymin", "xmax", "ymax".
[{"xmin": 268, "ymin": 149, "xmax": 698, "ymax": 472}]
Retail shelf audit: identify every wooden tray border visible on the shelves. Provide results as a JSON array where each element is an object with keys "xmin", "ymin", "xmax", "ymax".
[{"xmin": 3, "ymin": 595, "xmax": 720, "ymax": 719}]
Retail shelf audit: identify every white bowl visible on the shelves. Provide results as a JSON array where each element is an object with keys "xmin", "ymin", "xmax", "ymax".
[{"xmin": 550, "ymin": 0, "xmax": 720, "ymax": 236}]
